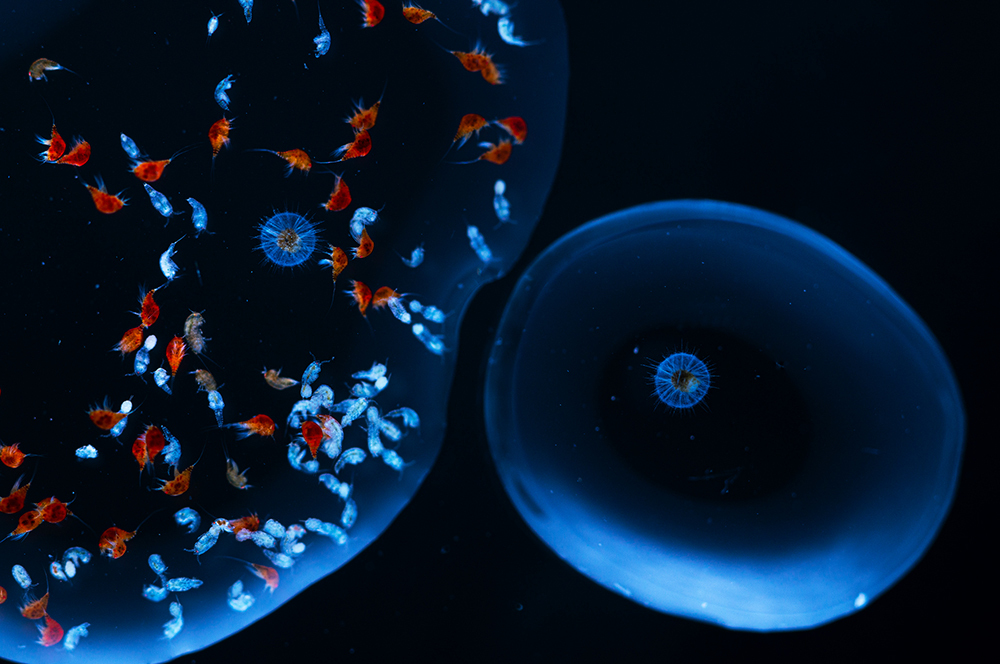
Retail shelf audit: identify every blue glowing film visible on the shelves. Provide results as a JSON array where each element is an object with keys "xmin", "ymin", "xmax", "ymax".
[
  {"xmin": 485, "ymin": 200, "xmax": 965, "ymax": 631},
  {"xmin": 0, "ymin": 0, "xmax": 568, "ymax": 661}
]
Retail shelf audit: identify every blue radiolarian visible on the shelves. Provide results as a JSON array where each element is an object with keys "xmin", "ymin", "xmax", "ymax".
[
  {"xmin": 651, "ymin": 352, "xmax": 711, "ymax": 409},
  {"xmin": 256, "ymin": 212, "xmax": 319, "ymax": 268}
]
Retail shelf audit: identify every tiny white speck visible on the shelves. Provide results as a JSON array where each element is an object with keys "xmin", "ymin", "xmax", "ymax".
[{"xmin": 854, "ymin": 593, "xmax": 867, "ymax": 608}]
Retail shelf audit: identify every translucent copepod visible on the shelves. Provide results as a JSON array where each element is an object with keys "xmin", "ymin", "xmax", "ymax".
[
  {"xmin": 314, "ymin": 5, "xmax": 331, "ymax": 57},
  {"xmin": 215, "ymin": 74, "xmax": 235, "ymax": 110},
  {"xmin": 184, "ymin": 311, "xmax": 208, "ymax": 354},
  {"xmin": 187, "ymin": 197, "xmax": 209, "ymax": 236},
  {"xmin": 207, "ymin": 11, "xmax": 223, "ymax": 42},
  {"xmin": 498, "ymin": 17, "xmax": 542, "ymax": 47},
  {"xmin": 144, "ymin": 183, "xmax": 177, "ymax": 221},
  {"xmin": 159, "ymin": 236, "xmax": 184, "ymax": 281},
  {"xmin": 400, "ymin": 244, "xmax": 424, "ymax": 268},
  {"xmin": 120, "ymin": 133, "xmax": 141, "ymax": 159},
  {"xmin": 238, "ymin": 0, "xmax": 253, "ymax": 23}
]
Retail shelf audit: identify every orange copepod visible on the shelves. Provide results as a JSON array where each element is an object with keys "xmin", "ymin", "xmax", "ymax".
[
  {"xmin": 166, "ymin": 336, "xmax": 186, "ymax": 376},
  {"xmin": 372, "ymin": 286, "xmax": 401, "ymax": 310},
  {"xmin": 301, "ymin": 421, "xmax": 325, "ymax": 459},
  {"xmin": 359, "ymin": 0, "xmax": 385, "ymax": 27},
  {"xmin": 159, "ymin": 465, "xmax": 193, "ymax": 496},
  {"xmin": 247, "ymin": 148, "xmax": 314, "ymax": 176},
  {"xmin": 8, "ymin": 509, "xmax": 44, "ymax": 541},
  {"xmin": 352, "ymin": 228, "xmax": 374, "ymax": 259},
  {"xmin": 402, "ymin": 3, "xmax": 436, "ymax": 24},
  {"xmin": 494, "ymin": 116, "xmax": 527, "ymax": 144},
  {"xmin": 474, "ymin": 140, "xmax": 513, "ymax": 165},
  {"xmin": 83, "ymin": 177, "xmax": 127, "ymax": 214},
  {"xmin": 88, "ymin": 402, "xmax": 127, "ymax": 431},
  {"xmin": 0, "ymin": 586, "xmax": 6, "ymax": 604},
  {"xmin": 56, "ymin": 139, "xmax": 91, "ymax": 166},
  {"xmin": 37, "ymin": 615, "xmax": 64, "ymax": 647},
  {"xmin": 139, "ymin": 287, "xmax": 160, "ymax": 328},
  {"xmin": 319, "ymin": 246, "xmax": 349, "ymax": 283},
  {"xmin": 130, "ymin": 146, "xmax": 193, "ymax": 182},
  {"xmin": 20, "ymin": 592, "xmax": 49, "ymax": 619},
  {"xmin": 132, "ymin": 434, "xmax": 148, "ymax": 469},
  {"xmin": 347, "ymin": 100, "xmax": 381, "ymax": 132},
  {"xmin": 228, "ymin": 513, "xmax": 260, "ymax": 536},
  {"xmin": 323, "ymin": 175, "xmax": 352, "ymax": 212},
  {"xmin": 262, "ymin": 368, "xmax": 299, "ymax": 391},
  {"xmin": 453, "ymin": 113, "xmax": 488, "ymax": 149},
  {"xmin": 250, "ymin": 563, "xmax": 279, "ymax": 593},
  {"xmin": 333, "ymin": 130, "xmax": 372, "ymax": 161},
  {"xmin": 36, "ymin": 496, "xmax": 72, "ymax": 524},
  {"xmin": 225, "ymin": 414, "xmax": 276, "ymax": 439},
  {"xmin": 144, "ymin": 424, "xmax": 167, "ymax": 464},
  {"xmin": 0, "ymin": 476, "xmax": 31, "ymax": 514},
  {"xmin": 116, "ymin": 325, "xmax": 146, "ymax": 356},
  {"xmin": 208, "ymin": 117, "xmax": 232, "ymax": 158},
  {"xmin": 451, "ymin": 46, "xmax": 504, "ymax": 85},
  {"xmin": 130, "ymin": 159, "xmax": 171, "ymax": 182},
  {"xmin": 348, "ymin": 280, "xmax": 373, "ymax": 316},
  {"xmin": 98, "ymin": 526, "xmax": 136, "ymax": 559},
  {"xmin": 36, "ymin": 124, "xmax": 66, "ymax": 162},
  {"xmin": 0, "ymin": 443, "xmax": 29, "ymax": 469}
]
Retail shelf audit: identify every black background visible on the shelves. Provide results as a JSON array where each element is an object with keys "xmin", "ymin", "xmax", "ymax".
[{"xmin": 0, "ymin": 1, "xmax": 990, "ymax": 662}]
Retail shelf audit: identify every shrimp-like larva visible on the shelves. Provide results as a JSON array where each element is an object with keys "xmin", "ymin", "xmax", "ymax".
[
  {"xmin": 225, "ymin": 458, "xmax": 252, "ymax": 490},
  {"xmin": 28, "ymin": 57, "xmax": 81, "ymax": 82},
  {"xmin": 184, "ymin": 311, "xmax": 208, "ymax": 354}
]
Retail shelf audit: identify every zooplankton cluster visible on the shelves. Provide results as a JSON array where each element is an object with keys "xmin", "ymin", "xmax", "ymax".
[{"xmin": 7, "ymin": 0, "xmax": 546, "ymax": 656}]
